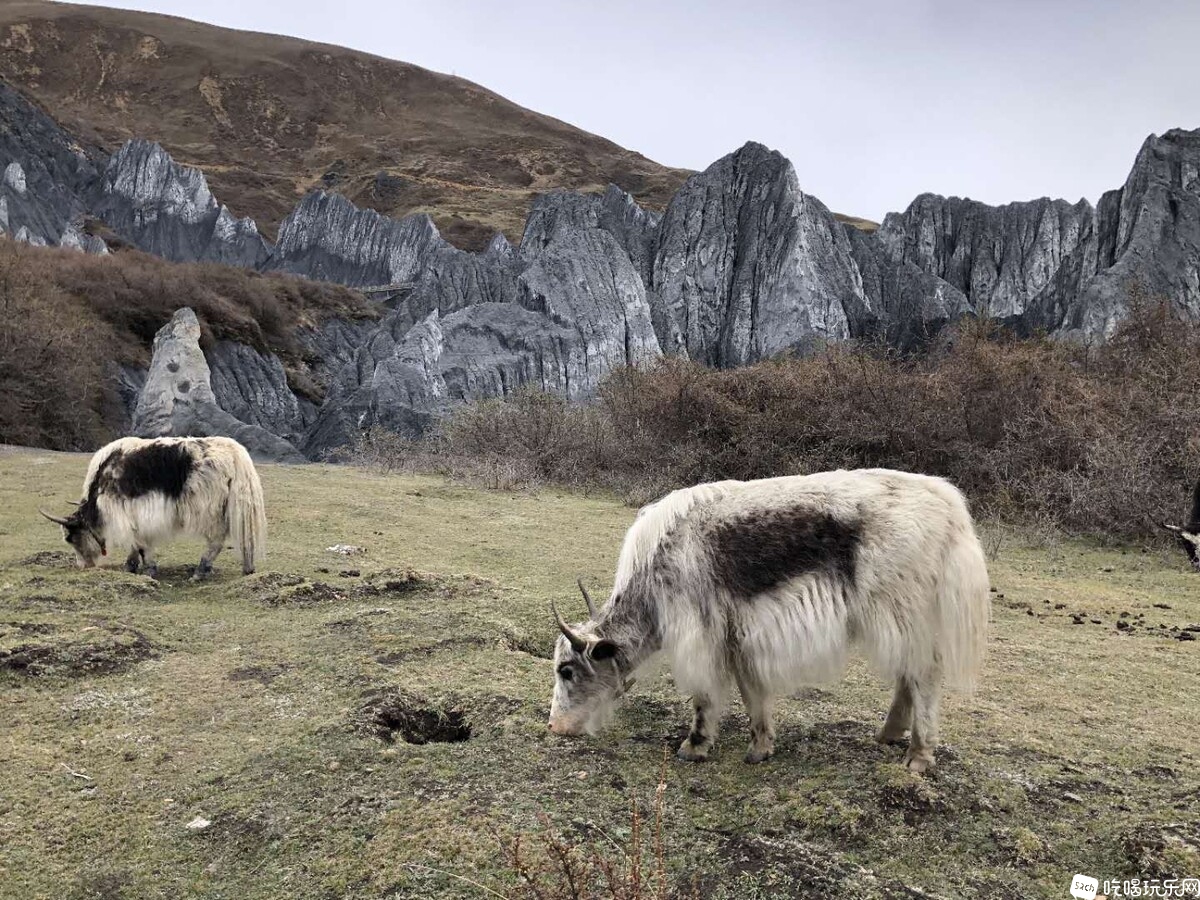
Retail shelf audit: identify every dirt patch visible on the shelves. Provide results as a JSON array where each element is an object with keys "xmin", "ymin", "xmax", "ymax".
[
  {"xmin": 0, "ymin": 622, "xmax": 158, "ymax": 677},
  {"xmin": 695, "ymin": 832, "xmax": 853, "ymax": 898},
  {"xmin": 18, "ymin": 550, "xmax": 75, "ymax": 567},
  {"xmin": 1122, "ymin": 821, "xmax": 1200, "ymax": 878},
  {"xmin": 354, "ymin": 688, "xmax": 471, "ymax": 744},
  {"xmin": 248, "ymin": 569, "xmax": 434, "ymax": 607}
]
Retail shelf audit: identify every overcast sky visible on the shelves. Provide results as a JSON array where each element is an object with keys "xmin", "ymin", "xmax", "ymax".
[{"xmin": 72, "ymin": 0, "xmax": 1200, "ymax": 220}]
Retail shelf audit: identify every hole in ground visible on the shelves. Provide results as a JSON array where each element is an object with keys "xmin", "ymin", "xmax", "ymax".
[{"xmin": 356, "ymin": 689, "xmax": 471, "ymax": 745}]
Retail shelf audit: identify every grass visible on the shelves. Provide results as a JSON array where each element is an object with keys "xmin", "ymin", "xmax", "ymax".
[{"xmin": 0, "ymin": 448, "xmax": 1198, "ymax": 899}]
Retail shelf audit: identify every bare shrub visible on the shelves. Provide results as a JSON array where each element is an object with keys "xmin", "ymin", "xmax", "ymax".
[
  {"xmin": 0, "ymin": 238, "xmax": 377, "ymax": 450},
  {"xmin": 489, "ymin": 757, "xmax": 690, "ymax": 900},
  {"xmin": 0, "ymin": 240, "xmax": 117, "ymax": 449},
  {"xmin": 396, "ymin": 301, "xmax": 1200, "ymax": 539}
]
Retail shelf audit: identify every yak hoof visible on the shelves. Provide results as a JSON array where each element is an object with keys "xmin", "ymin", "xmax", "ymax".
[
  {"xmin": 903, "ymin": 749, "xmax": 935, "ymax": 774},
  {"xmin": 876, "ymin": 728, "xmax": 908, "ymax": 746},
  {"xmin": 145, "ymin": 566, "xmax": 160, "ymax": 580},
  {"xmin": 676, "ymin": 741, "xmax": 710, "ymax": 763}
]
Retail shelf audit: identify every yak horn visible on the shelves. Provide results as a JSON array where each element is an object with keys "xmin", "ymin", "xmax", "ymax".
[
  {"xmin": 1157, "ymin": 521, "xmax": 1184, "ymax": 534},
  {"xmin": 577, "ymin": 578, "xmax": 597, "ymax": 620},
  {"xmin": 39, "ymin": 508, "xmax": 71, "ymax": 527},
  {"xmin": 551, "ymin": 599, "xmax": 587, "ymax": 652}
]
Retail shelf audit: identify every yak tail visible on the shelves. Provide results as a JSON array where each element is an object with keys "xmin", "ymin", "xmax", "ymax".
[
  {"xmin": 227, "ymin": 443, "xmax": 267, "ymax": 575},
  {"xmin": 935, "ymin": 525, "xmax": 991, "ymax": 692}
]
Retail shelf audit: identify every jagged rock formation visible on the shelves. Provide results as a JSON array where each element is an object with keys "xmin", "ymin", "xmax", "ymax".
[
  {"xmin": 651, "ymin": 143, "xmax": 861, "ymax": 365},
  {"xmin": 875, "ymin": 129, "xmax": 1200, "ymax": 338},
  {"xmin": 207, "ymin": 341, "xmax": 309, "ymax": 443},
  {"xmin": 0, "ymin": 82, "xmax": 105, "ymax": 251},
  {"xmin": 1026, "ymin": 129, "xmax": 1200, "ymax": 336},
  {"xmin": 91, "ymin": 140, "xmax": 271, "ymax": 267},
  {"xmin": 7, "ymin": 66, "xmax": 1200, "ymax": 457},
  {"xmin": 132, "ymin": 308, "xmax": 305, "ymax": 462},
  {"xmin": 876, "ymin": 195, "xmax": 1092, "ymax": 320},
  {"xmin": 841, "ymin": 224, "xmax": 973, "ymax": 347},
  {"xmin": 300, "ymin": 220, "xmax": 661, "ymax": 454}
]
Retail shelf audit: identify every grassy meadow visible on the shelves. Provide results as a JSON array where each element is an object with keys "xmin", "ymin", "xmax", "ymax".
[{"xmin": 0, "ymin": 448, "xmax": 1198, "ymax": 898}]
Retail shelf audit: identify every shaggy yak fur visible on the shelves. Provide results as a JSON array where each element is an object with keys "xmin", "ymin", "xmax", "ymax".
[
  {"xmin": 548, "ymin": 469, "xmax": 990, "ymax": 773},
  {"xmin": 41, "ymin": 436, "xmax": 266, "ymax": 580}
]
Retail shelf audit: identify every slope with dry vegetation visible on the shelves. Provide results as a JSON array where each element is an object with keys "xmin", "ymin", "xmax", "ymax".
[
  {"xmin": 0, "ymin": 1, "xmax": 692, "ymax": 249},
  {"xmin": 0, "ymin": 238, "xmax": 374, "ymax": 450}
]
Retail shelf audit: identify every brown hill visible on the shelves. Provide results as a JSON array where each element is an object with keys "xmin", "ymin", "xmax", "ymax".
[{"xmin": 0, "ymin": 1, "xmax": 692, "ymax": 249}]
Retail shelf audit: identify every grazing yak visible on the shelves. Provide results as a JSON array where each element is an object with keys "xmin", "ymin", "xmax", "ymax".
[
  {"xmin": 548, "ymin": 469, "xmax": 990, "ymax": 773},
  {"xmin": 40, "ymin": 436, "xmax": 266, "ymax": 580},
  {"xmin": 1158, "ymin": 478, "xmax": 1200, "ymax": 571}
]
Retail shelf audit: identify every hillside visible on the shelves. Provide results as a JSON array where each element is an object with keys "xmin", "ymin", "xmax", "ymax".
[{"xmin": 0, "ymin": 1, "xmax": 691, "ymax": 248}]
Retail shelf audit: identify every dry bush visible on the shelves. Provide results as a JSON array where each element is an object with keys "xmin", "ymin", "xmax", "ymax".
[
  {"xmin": 0, "ymin": 238, "xmax": 377, "ymax": 449},
  {"xmin": 395, "ymin": 302, "xmax": 1200, "ymax": 539},
  {"xmin": 0, "ymin": 240, "xmax": 118, "ymax": 449},
  {"xmin": 488, "ymin": 758, "xmax": 690, "ymax": 900}
]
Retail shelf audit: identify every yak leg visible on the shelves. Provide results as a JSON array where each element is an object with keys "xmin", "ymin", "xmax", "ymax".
[
  {"xmin": 735, "ymin": 670, "xmax": 776, "ymax": 764},
  {"xmin": 877, "ymin": 677, "xmax": 914, "ymax": 745},
  {"xmin": 676, "ymin": 691, "xmax": 724, "ymax": 762},
  {"xmin": 903, "ymin": 670, "xmax": 941, "ymax": 774},
  {"xmin": 141, "ymin": 547, "xmax": 159, "ymax": 580},
  {"xmin": 192, "ymin": 536, "xmax": 225, "ymax": 581},
  {"xmin": 123, "ymin": 547, "xmax": 144, "ymax": 574}
]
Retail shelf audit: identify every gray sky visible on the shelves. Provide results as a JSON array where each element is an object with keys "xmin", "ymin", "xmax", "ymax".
[{"xmin": 73, "ymin": 0, "xmax": 1200, "ymax": 220}]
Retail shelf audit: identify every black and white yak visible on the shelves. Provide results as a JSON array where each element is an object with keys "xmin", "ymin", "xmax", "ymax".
[
  {"xmin": 548, "ymin": 469, "xmax": 990, "ymax": 773},
  {"xmin": 40, "ymin": 436, "xmax": 266, "ymax": 580},
  {"xmin": 1158, "ymin": 477, "xmax": 1200, "ymax": 571}
]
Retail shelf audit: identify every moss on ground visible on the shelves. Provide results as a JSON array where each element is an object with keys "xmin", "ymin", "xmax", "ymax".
[{"xmin": 0, "ymin": 449, "xmax": 1197, "ymax": 898}]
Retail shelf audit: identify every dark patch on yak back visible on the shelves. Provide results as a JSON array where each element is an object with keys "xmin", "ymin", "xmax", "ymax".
[
  {"xmin": 707, "ymin": 508, "xmax": 861, "ymax": 596},
  {"xmin": 96, "ymin": 442, "xmax": 196, "ymax": 501}
]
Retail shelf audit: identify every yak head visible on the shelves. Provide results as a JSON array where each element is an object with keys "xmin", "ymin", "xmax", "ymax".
[
  {"xmin": 547, "ymin": 580, "xmax": 634, "ymax": 737},
  {"xmin": 39, "ymin": 506, "xmax": 106, "ymax": 568}
]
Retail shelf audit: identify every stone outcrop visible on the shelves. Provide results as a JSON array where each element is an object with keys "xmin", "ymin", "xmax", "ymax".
[
  {"xmin": 132, "ymin": 308, "xmax": 305, "ymax": 462},
  {"xmin": 1026, "ymin": 129, "xmax": 1200, "ymax": 337},
  {"xmin": 9, "ymin": 68, "xmax": 1200, "ymax": 458},
  {"xmin": 842, "ymin": 224, "xmax": 973, "ymax": 348},
  {"xmin": 269, "ymin": 191, "xmax": 441, "ymax": 287},
  {"xmin": 875, "ymin": 195, "xmax": 1093, "ymax": 320},
  {"xmin": 650, "ymin": 142, "xmax": 862, "ymax": 365},
  {"xmin": 207, "ymin": 341, "xmax": 310, "ymax": 443},
  {"xmin": 876, "ymin": 128, "xmax": 1200, "ymax": 340},
  {"xmin": 91, "ymin": 140, "xmax": 270, "ymax": 267},
  {"xmin": 0, "ymin": 82, "xmax": 105, "ymax": 251},
  {"xmin": 300, "ymin": 220, "xmax": 661, "ymax": 455}
]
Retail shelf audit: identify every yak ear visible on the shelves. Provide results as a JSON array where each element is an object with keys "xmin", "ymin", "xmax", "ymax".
[{"xmin": 588, "ymin": 639, "xmax": 619, "ymax": 662}]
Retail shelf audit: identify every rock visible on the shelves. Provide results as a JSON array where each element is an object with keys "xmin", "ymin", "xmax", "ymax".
[
  {"xmin": 132, "ymin": 308, "xmax": 305, "ymax": 462},
  {"xmin": 185, "ymin": 816, "xmax": 211, "ymax": 831},
  {"xmin": 207, "ymin": 340, "xmax": 308, "ymax": 441},
  {"xmin": 651, "ymin": 142, "xmax": 861, "ymax": 366},
  {"xmin": 521, "ymin": 184, "xmax": 660, "ymax": 287},
  {"xmin": 268, "ymin": 190, "xmax": 441, "ymax": 287},
  {"xmin": 1028, "ymin": 129, "xmax": 1200, "ymax": 337},
  {"xmin": 300, "ymin": 220, "xmax": 660, "ymax": 454},
  {"xmin": 876, "ymin": 194, "xmax": 1092, "ymax": 320},
  {"xmin": 92, "ymin": 140, "xmax": 270, "ymax": 267},
  {"xmin": 0, "ymin": 82, "xmax": 104, "ymax": 250},
  {"xmin": 842, "ymin": 224, "xmax": 973, "ymax": 348}
]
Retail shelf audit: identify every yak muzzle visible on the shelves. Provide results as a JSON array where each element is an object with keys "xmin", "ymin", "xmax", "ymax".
[{"xmin": 547, "ymin": 717, "xmax": 585, "ymax": 737}]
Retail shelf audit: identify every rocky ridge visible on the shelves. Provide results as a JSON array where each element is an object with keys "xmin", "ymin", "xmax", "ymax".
[{"xmin": 3, "ymin": 74, "xmax": 1200, "ymax": 459}]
